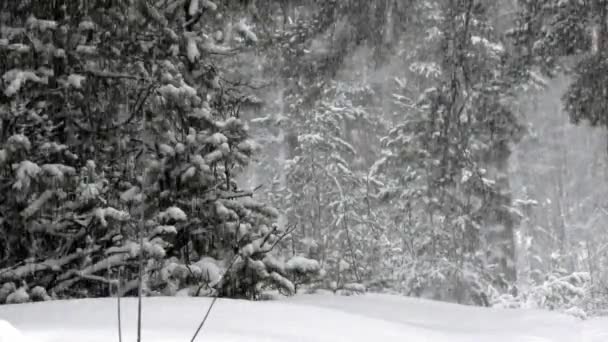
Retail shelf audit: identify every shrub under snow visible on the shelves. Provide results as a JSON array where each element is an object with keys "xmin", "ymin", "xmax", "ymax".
[{"xmin": 6, "ymin": 287, "xmax": 29, "ymax": 304}]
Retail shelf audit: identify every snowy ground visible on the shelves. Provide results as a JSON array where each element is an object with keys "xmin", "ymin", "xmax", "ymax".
[{"xmin": 0, "ymin": 293, "xmax": 606, "ymax": 342}]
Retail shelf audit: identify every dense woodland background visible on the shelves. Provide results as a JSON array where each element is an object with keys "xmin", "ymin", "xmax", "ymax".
[{"xmin": 1, "ymin": 0, "xmax": 608, "ymax": 318}]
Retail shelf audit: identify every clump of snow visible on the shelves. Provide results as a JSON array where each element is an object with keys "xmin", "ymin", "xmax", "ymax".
[
  {"xmin": 158, "ymin": 206, "xmax": 187, "ymax": 222},
  {"xmin": 143, "ymin": 241, "xmax": 166, "ymax": 259},
  {"xmin": 13, "ymin": 160, "xmax": 41, "ymax": 191},
  {"xmin": 235, "ymin": 19, "xmax": 258, "ymax": 43},
  {"xmin": 37, "ymin": 67, "xmax": 54, "ymax": 78},
  {"xmin": 215, "ymin": 202, "xmax": 232, "ymax": 219},
  {"xmin": 175, "ymin": 143, "xmax": 186, "ymax": 154},
  {"xmin": 160, "ymin": 261, "xmax": 176, "ymax": 280},
  {"xmin": 240, "ymin": 243, "xmax": 257, "ymax": 258},
  {"xmin": 78, "ymin": 20, "xmax": 95, "ymax": 31},
  {"xmin": 174, "ymin": 263, "xmax": 192, "ymax": 280},
  {"xmin": 153, "ymin": 225, "xmax": 177, "ymax": 235},
  {"xmin": 202, "ymin": 0, "xmax": 217, "ymax": 11},
  {"xmin": 7, "ymin": 44, "xmax": 30, "ymax": 53},
  {"xmin": 338, "ymin": 259, "xmax": 350, "ymax": 272},
  {"xmin": 270, "ymin": 271, "xmax": 295, "ymax": 295},
  {"xmin": 107, "ymin": 242, "xmax": 136, "ymax": 256},
  {"xmin": 29, "ymin": 286, "xmax": 51, "ymax": 302},
  {"xmin": 194, "ymin": 258, "xmax": 221, "ymax": 285},
  {"xmin": 191, "ymin": 154, "xmax": 211, "ymax": 173},
  {"xmin": 204, "ymin": 149, "xmax": 224, "ymax": 164},
  {"xmin": 185, "ymin": 32, "xmax": 200, "ymax": 63},
  {"xmin": 286, "ymin": 256, "xmax": 320, "ymax": 273},
  {"xmin": 189, "ymin": 105, "xmax": 212, "ymax": 120},
  {"xmin": 158, "ymin": 82, "xmax": 198, "ymax": 103},
  {"xmin": 120, "ymin": 186, "xmax": 142, "ymax": 203},
  {"xmin": 236, "ymin": 139, "xmax": 257, "ymax": 154},
  {"xmin": 240, "ymin": 198, "xmax": 280, "ymax": 218},
  {"xmin": 7, "ymin": 134, "xmax": 31, "ymax": 152},
  {"xmin": 206, "ymin": 132, "xmax": 228, "ymax": 146},
  {"xmin": 188, "ymin": 0, "xmax": 199, "ymax": 16},
  {"xmin": 0, "ymin": 283, "xmax": 16, "ymax": 303},
  {"xmin": 3, "ymin": 69, "xmax": 46, "ymax": 96},
  {"xmin": 471, "ymin": 35, "xmax": 505, "ymax": 54},
  {"xmin": 86, "ymin": 160, "xmax": 96, "ymax": 172},
  {"xmin": 40, "ymin": 142, "xmax": 68, "ymax": 154},
  {"xmin": 75, "ymin": 45, "xmax": 97, "ymax": 55},
  {"xmin": 237, "ymin": 223, "xmax": 251, "ymax": 241},
  {"xmin": 181, "ymin": 166, "xmax": 196, "ymax": 182},
  {"xmin": 6, "ymin": 287, "xmax": 29, "ymax": 304},
  {"xmin": 219, "ymin": 117, "xmax": 246, "ymax": 131},
  {"xmin": 95, "ymin": 207, "xmax": 130, "ymax": 227},
  {"xmin": 53, "ymin": 48, "xmax": 66, "ymax": 58},
  {"xmin": 160, "ymin": 72, "xmax": 174, "ymax": 84},
  {"xmin": 158, "ymin": 143, "xmax": 175, "ymax": 157},
  {"xmin": 248, "ymin": 259, "xmax": 269, "ymax": 278},
  {"xmin": 103, "ymin": 207, "xmax": 130, "ymax": 222},
  {"xmin": 66, "ymin": 74, "xmax": 86, "ymax": 88},
  {"xmin": 41, "ymin": 164, "xmax": 76, "ymax": 180},
  {"xmin": 27, "ymin": 16, "xmax": 58, "ymax": 31},
  {"xmin": 219, "ymin": 142, "xmax": 230, "ymax": 154}
]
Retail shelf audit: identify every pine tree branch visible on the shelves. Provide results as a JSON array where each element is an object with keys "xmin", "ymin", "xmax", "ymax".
[
  {"xmin": 84, "ymin": 68, "xmax": 149, "ymax": 81},
  {"xmin": 0, "ymin": 247, "xmax": 99, "ymax": 281},
  {"xmin": 69, "ymin": 82, "xmax": 156, "ymax": 133},
  {"xmin": 76, "ymin": 273, "xmax": 119, "ymax": 285},
  {"xmin": 257, "ymin": 224, "xmax": 298, "ymax": 255},
  {"xmin": 217, "ymin": 190, "xmax": 254, "ymax": 199}
]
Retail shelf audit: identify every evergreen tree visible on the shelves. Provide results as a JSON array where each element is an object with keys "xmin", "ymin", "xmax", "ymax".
[
  {"xmin": 374, "ymin": 0, "xmax": 523, "ymax": 303},
  {"xmin": 509, "ymin": 0, "xmax": 608, "ymax": 131},
  {"xmin": 0, "ymin": 0, "xmax": 317, "ymax": 302}
]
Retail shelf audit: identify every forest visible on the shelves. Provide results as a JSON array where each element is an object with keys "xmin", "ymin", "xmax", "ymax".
[{"xmin": 0, "ymin": 0, "xmax": 607, "ymax": 320}]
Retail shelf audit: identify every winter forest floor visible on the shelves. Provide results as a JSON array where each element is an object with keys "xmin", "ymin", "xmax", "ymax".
[{"xmin": 0, "ymin": 293, "xmax": 607, "ymax": 342}]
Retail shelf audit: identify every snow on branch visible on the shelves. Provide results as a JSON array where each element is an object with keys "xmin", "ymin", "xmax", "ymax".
[{"xmin": 0, "ymin": 247, "xmax": 100, "ymax": 282}]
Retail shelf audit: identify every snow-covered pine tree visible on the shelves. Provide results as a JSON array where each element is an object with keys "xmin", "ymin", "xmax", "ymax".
[
  {"xmin": 0, "ymin": 0, "xmax": 317, "ymax": 302},
  {"xmin": 279, "ymin": 80, "xmax": 386, "ymax": 289},
  {"xmin": 509, "ymin": 0, "xmax": 608, "ymax": 128},
  {"xmin": 508, "ymin": 0, "xmax": 608, "ymax": 313},
  {"xmin": 371, "ymin": 0, "xmax": 524, "ymax": 304},
  {"xmin": 245, "ymin": 1, "xmax": 403, "ymax": 291}
]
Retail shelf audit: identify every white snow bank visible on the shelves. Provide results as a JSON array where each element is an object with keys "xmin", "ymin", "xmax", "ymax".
[
  {"xmin": 0, "ymin": 293, "xmax": 606, "ymax": 342},
  {"xmin": 0, "ymin": 320, "xmax": 33, "ymax": 342}
]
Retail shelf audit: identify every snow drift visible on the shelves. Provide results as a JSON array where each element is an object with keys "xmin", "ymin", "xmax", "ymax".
[{"xmin": 0, "ymin": 293, "xmax": 606, "ymax": 342}]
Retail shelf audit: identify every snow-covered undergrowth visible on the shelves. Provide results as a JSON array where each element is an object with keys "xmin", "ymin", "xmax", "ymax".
[{"xmin": 0, "ymin": 293, "xmax": 606, "ymax": 342}]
